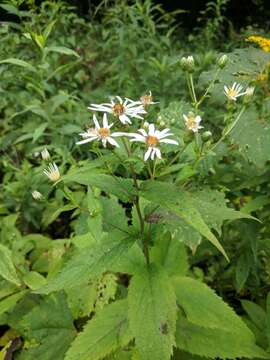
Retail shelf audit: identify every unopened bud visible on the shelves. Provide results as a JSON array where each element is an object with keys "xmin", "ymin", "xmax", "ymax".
[
  {"xmin": 217, "ymin": 54, "xmax": 228, "ymax": 69},
  {"xmin": 202, "ymin": 131, "xmax": 212, "ymax": 141},
  {"xmin": 41, "ymin": 148, "xmax": 50, "ymax": 160},
  {"xmin": 245, "ymin": 86, "xmax": 255, "ymax": 97},
  {"xmin": 143, "ymin": 121, "xmax": 149, "ymax": 129},
  {"xmin": 180, "ymin": 55, "xmax": 195, "ymax": 72},
  {"xmin": 159, "ymin": 120, "xmax": 166, "ymax": 127}
]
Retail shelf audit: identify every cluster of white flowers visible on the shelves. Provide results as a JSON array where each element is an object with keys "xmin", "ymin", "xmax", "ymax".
[
  {"xmin": 77, "ymin": 94, "xmax": 179, "ymax": 162},
  {"xmin": 39, "ymin": 78, "xmax": 255, "ymax": 192}
]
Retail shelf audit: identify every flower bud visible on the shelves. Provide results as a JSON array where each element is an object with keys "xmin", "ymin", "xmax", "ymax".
[
  {"xmin": 245, "ymin": 86, "xmax": 255, "ymax": 97},
  {"xmin": 159, "ymin": 120, "xmax": 166, "ymax": 127},
  {"xmin": 201, "ymin": 131, "xmax": 212, "ymax": 141},
  {"xmin": 143, "ymin": 121, "xmax": 149, "ymax": 129},
  {"xmin": 217, "ymin": 54, "xmax": 228, "ymax": 69},
  {"xmin": 41, "ymin": 148, "xmax": 50, "ymax": 160},
  {"xmin": 180, "ymin": 55, "xmax": 195, "ymax": 72}
]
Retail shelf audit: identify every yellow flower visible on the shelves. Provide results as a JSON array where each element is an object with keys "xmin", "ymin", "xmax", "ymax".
[{"xmin": 246, "ymin": 35, "xmax": 270, "ymax": 53}]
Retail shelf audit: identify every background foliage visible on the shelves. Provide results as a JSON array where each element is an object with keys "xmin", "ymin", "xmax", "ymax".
[{"xmin": 0, "ymin": 0, "xmax": 270, "ymax": 359}]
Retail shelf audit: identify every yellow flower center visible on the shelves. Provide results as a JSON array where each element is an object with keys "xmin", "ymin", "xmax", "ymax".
[
  {"xmin": 98, "ymin": 128, "xmax": 110, "ymax": 138},
  {"xmin": 113, "ymin": 103, "xmax": 125, "ymax": 116},
  {"xmin": 227, "ymin": 89, "xmax": 238, "ymax": 98},
  {"xmin": 186, "ymin": 116, "xmax": 196, "ymax": 128},
  {"xmin": 146, "ymin": 135, "xmax": 159, "ymax": 147},
  {"xmin": 140, "ymin": 94, "xmax": 152, "ymax": 106}
]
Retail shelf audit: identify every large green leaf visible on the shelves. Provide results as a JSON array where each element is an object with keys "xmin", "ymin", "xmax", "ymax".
[
  {"xmin": 189, "ymin": 188, "xmax": 254, "ymax": 235},
  {"xmin": 64, "ymin": 172, "xmax": 136, "ymax": 202},
  {"xmin": 65, "ymin": 300, "xmax": 131, "ymax": 360},
  {"xmin": 173, "ymin": 276, "xmax": 254, "ymax": 339},
  {"xmin": 140, "ymin": 180, "xmax": 229, "ymax": 260},
  {"xmin": 36, "ymin": 234, "xmax": 135, "ymax": 294},
  {"xmin": 230, "ymin": 107, "xmax": 270, "ymax": 168},
  {"xmin": 0, "ymin": 244, "xmax": 21, "ymax": 286},
  {"xmin": 150, "ymin": 231, "xmax": 188, "ymax": 276},
  {"xmin": 176, "ymin": 316, "xmax": 268, "ymax": 359},
  {"xmin": 128, "ymin": 264, "xmax": 177, "ymax": 360},
  {"xmin": 16, "ymin": 293, "xmax": 76, "ymax": 360}
]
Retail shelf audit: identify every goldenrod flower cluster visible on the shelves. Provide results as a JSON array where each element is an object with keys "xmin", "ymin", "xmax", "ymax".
[{"xmin": 246, "ymin": 35, "xmax": 270, "ymax": 52}]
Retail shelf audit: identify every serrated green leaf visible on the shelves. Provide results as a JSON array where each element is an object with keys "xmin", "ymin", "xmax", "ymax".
[
  {"xmin": 230, "ymin": 107, "xmax": 270, "ymax": 168},
  {"xmin": 173, "ymin": 276, "xmax": 254, "ymax": 339},
  {"xmin": 128, "ymin": 265, "xmax": 177, "ymax": 360},
  {"xmin": 16, "ymin": 293, "xmax": 76, "ymax": 360},
  {"xmin": 140, "ymin": 180, "xmax": 229, "ymax": 260},
  {"xmin": 65, "ymin": 300, "xmax": 131, "ymax": 360},
  {"xmin": 64, "ymin": 173, "xmax": 136, "ymax": 202},
  {"xmin": 189, "ymin": 188, "xmax": 255, "ymax": 235},
  {"xmin": 0, "ymin": 244, "xmax": 21, "ymax": 286},
  {"xmin": 36, "ymin": 233, "xmax": 135, "ymax": 294},
  {"xmin": 150, "ymin": 231, "xmax": 188, "ymax": 276},
  {"xmin": 0, "ymin": 291, "xmax": 27, "ymax": 316},
  {"xmin": 176, "ymin": 316, "xmax": 268, "ymax": 359}
]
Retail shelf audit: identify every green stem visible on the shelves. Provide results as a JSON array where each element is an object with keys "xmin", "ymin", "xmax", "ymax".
[
  {"xmin": 189, "ymin": 73, "xmax": 198, "ymax": 105},
  {"xmin": 196, "ymin": 68, "xmax": 221, "ymax": 108},
  {"xmin": 210, "ymin": 106, "xmax": 246, "ymax": 153},
  {"xmin": 121, "ymin": 138, "xmax": 145, "ymax": 241}
]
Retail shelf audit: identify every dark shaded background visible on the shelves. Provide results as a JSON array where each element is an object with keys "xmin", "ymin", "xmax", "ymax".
[
  {"xmin": 1, "ymin": 0, "xmax": 270, "ymax": 31},
  {"xmin": 71, "ymin": 0, "xmax": 270, "ymax": 30}
]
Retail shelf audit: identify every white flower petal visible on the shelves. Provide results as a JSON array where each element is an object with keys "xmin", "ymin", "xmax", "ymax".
[
  {"xmin": 107, "ymin": 137, "xmax": 120, "ymax": 147},
  {"xmin": 76, "ymin": 137, "xmax": 97, "ymax": 145},
  {"xmin": 159, "ymin": 139, "xmax": 179, "ymax": 145},
  {"xmin": 93, "ymin": 115, "xmax": 100, "ymax": 129},
  {"xmin": 148, "ymin": 124, "xmax": 155, "ymax": 136},
  {"xmin": 144, "ymin": 147, "xmax": 152, "ymax": 161},
  {"xmin": 119, "ymin": 114, "xmax": 131, "ymax": 124},
  {"xmin": 103, "ymin": 113, "xmax": 109, "ymax": 128}
]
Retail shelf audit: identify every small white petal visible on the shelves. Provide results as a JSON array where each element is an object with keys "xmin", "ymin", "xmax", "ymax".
[
  {"xmin": 119, "ymin": 114, "xmax": 131, "ymax": 124},
  {"xmin": 76, "ymin": 137, "xmax": 98, "ymax": 145},
  {"xmin": 144, "ymin": 147, "xmax": 152, "ymax": 161},
  {"xmin": 93, "ymin": 115, "xmax": 100, "ymax": 129},
  {"xmin": 107, "ymin": 137, "xmax": 120, "ymax": 147},
  {"xmin": 148, "ymin": 124, "xmax": 155, "ymax": 136},
  {"xmin": 103, "ymin": 113, "xmax": 109, "ymax": 128},
  {"xmin": 159, "ymin": 139, "xmax": 179, "ymax": 145}
]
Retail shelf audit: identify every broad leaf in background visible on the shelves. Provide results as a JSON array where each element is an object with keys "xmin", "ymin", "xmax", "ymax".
[
  {"xmin": 0, "ymin": 244, "xmax": 21, "ymax": 286},
  {"xmin": 65, "ymin": 300, "xmax": 131, "ymax": 360},
  {"xmin": 176, "ymin": 316, "xmax": 268, "ymax": 359},
  {"xmin": 230, "ymin": 107, "xmax": 270, "ymax": 168},
  {"xmin": 173, "ymin": 276, "xmax": 255, "ymax": 338},
  {"xmin": 15, "ymin": 293, "xmax": 76, "ymax": 360},
  {"xmin": 140, "ymin": 181, "xmax": 229, "ymax": 259},
  {"xmin": 36, "ymin": 233, "xmax": 135, "ymax": 294}
]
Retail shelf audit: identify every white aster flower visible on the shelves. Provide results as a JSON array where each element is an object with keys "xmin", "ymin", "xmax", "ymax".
[
  {"xmin": 88, "ymin": 96, "xmax": 146, "ymax": 125},
  {"xmin": 43, "ymin": 162, "xmax": 61, "ymax": 182},
  {"xmin": 183, "ymin": 113, "xmax": 203, "ymax": 133},
  {"xmin": 128, "ymin": 123, "xmax": 178, "ymax": 161},
  {"xmin": 139, "ymin": 91, "xmax": 159, "ymax": 107},
  {"xmin": 41, "ymin": 148, "xmax": 50, "ymax": 160},
  {"xmin": 224, "ymin": 82, "xmax": 247, "ymax": 101},
  {"xmin": 76, "ymin": 114, "xmax": 123, "ymax": 148},
  {"xmin": 31, "ymin": 190, "xmax": 42, "ymax": 200}
]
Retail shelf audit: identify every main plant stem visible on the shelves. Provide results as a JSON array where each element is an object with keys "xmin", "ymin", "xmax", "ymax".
[{"xmin": 122, "ymin": 139, "xmax": 149, "ymax": 264}]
